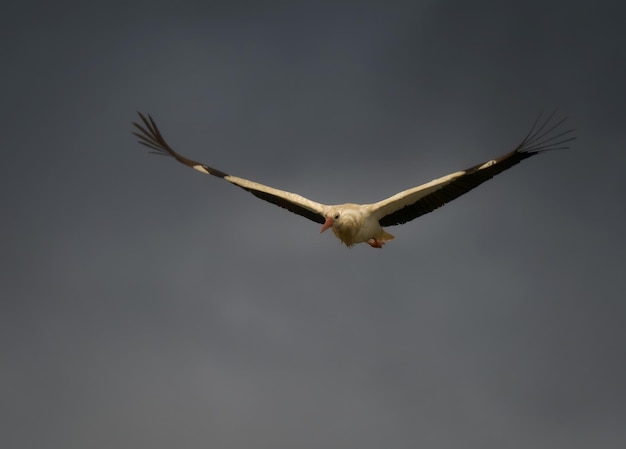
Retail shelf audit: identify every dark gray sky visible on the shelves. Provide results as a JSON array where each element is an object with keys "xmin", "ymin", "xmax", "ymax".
[{"xmin": 2, "ymin": 1, "xmax": 625, "ymax": 448}]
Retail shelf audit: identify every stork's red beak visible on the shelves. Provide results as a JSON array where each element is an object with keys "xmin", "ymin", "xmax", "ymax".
[{"xmin": 320, "ymin": 217, "xmax": 333, "ymax": 233}]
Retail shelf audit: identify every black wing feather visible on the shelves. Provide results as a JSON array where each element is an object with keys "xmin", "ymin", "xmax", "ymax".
[
  {"xmin": 132, "ymin": 112, "xmax": 326, "ymax": 225},
  {"xmin": 244, "ymin": 190, "xmax": 325, "ymax": 224},
  {"xmin": 378, "ymin": 111, "xmax": 575, "ymax": 227}
]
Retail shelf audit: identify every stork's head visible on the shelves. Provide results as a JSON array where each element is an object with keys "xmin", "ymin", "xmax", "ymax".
[
  {"xmin": 320, "ymin": 206, "xmax": 361, "ymax": 234},
  {"xmin": 319, "ymin": 206, "xmax": 364, "ymax": 247},
  {"xmin": 320, "ymin": 210, "xmax": 341, "ymax": 233}
]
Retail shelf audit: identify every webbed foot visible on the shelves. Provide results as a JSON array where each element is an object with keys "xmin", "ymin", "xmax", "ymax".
[{"xmin": 367, "ymin": 238, "xmax": 385, "ymax": 248}]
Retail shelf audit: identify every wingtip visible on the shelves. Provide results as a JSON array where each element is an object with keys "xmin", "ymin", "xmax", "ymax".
[
  {"xmin": 516, "ymin": 111, "xmax": 576, "ymax": 155},
  {"xmin": 132, "ymin": 111, "xmax": 172, "ymax": 156}
]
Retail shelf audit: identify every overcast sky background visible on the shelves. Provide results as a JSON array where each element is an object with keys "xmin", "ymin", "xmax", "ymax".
[{"xmin": 2, "ymin": 1, "xmax": 625, "ymax": 448}]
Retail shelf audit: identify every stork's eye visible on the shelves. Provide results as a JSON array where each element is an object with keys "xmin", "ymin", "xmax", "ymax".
[{"xmin": 334, "ymin": 213, "xmax": 340, "ymax": 220}]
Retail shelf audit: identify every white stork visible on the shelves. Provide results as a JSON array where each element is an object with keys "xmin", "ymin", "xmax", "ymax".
[{"xmin": 132, "ymin": 112, "xmax": 574, "ymax": 248}]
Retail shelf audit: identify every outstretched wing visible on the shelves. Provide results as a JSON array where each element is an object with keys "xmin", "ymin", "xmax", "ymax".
[
  {"xmin": 372, "ymin": 111, "xmax": 575, "ymax": 227},
  {"xmin": 132, "ymin": 112, "xmax": 327, "ymax": 224}
]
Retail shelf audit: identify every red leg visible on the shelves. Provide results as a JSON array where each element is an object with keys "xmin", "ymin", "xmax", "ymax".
[{"xmin": 367, "ymin": 238, "xmax": 385, "ymax": 248}]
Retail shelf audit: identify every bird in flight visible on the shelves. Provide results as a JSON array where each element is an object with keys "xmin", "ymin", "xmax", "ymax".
[{"xmin": 132, "ymin": 112, "xmax": 574, "ymax": 248}]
